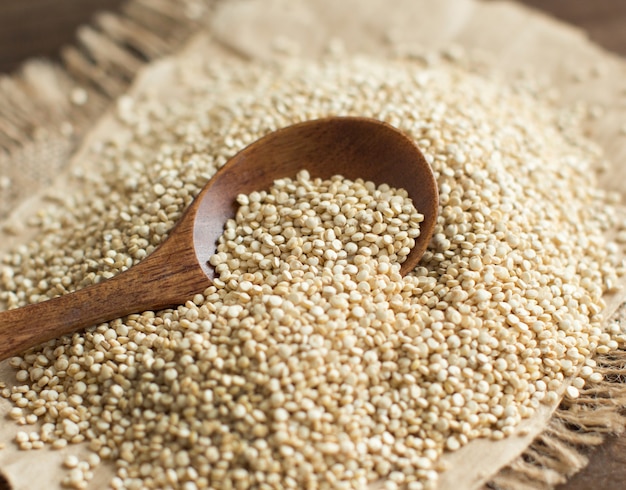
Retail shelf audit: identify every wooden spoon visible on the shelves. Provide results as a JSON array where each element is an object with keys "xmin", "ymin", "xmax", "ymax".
[{"xmin": 0, "ymin": 117, "xmax": 438, "ymax": 361}]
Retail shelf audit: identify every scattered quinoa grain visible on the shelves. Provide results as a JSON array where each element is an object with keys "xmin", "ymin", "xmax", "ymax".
[
  {"xmin": 8, "ymin": 407, "xmax": 23, "ymax": 420},
  {"xmin": 52, "ymin": 438, "xmax": 68, "ymax": 450},
  {"xmin": 1, "ymin": 54, "xmax": 625, "ymax": 489}
]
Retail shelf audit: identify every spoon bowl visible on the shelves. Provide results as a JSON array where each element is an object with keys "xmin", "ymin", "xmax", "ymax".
[
  {"xmin": 0, "ymin": 117, "xmax": 438, "ymax": 360},
  {"xmin": 193, "ymin": 117, "xmax": 438, "ymax": 279}
]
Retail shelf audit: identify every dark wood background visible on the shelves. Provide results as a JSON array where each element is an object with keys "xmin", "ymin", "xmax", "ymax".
[
  {"xmin": 0, "ymin": 0, "xmax": 625, "ymax": 73},
  {"xmin": 0, "ymin": 1, "xmax": 625, "ymax": 489}
]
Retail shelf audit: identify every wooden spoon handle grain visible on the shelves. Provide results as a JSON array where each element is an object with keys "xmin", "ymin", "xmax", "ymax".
[{"xmin": 0, "ymin": 240, "xmax": 210, "ymax": 361}]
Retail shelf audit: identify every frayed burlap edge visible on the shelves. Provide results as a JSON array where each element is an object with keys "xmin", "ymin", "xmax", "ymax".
[
  {"xmin": 486, "ymin": 304, "xmax": 626, "ymax": 490},
  {"xmin": 2, "ymin": 1, "xmax": 626, "ymax": 489},
  {"xmin": 0, "ymin": 0, "xmax": 218, "ymax": 220}
]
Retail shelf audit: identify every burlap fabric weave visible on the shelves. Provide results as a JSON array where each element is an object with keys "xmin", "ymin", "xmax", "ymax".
[{"xmin": 2, "ymin": 0, "xmax": 626, "ymax": 488}]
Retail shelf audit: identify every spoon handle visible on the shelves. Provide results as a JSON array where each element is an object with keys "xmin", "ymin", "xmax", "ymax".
[{"xmin": 0, "ymin": 242, "xmax": 210, "ymax": 361}]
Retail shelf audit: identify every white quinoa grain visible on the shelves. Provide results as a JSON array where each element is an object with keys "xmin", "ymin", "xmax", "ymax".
[
  {"xmin": 64, "ymin": 455, "xmax": 79, "ymax": 469},
  {"xmin": 1, "ymin": 54, "xmax": 625, "ymax": 490},
  {"xmin": 566, "ymin": 385, "xmax": 581, "ymax": 399}
]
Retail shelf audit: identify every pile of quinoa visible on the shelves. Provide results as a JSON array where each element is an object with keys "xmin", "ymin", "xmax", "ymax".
[
  {"xmin": 1, "ymin": 54, "xmax": 625, "ymax": 489},
  {"xmin": 210, "ymin": 171, "xmax": 424, "ymax": 284}
]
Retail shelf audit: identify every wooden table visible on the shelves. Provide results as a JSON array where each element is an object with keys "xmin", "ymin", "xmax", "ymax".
[
  {"xmin": 1, "ymin": 0, "xmax": 625, "ymax": 72},
  {"xmin": 0, "ymin": 1, "xmax": 625, "ymax": 489},
  {"xmin": 0, "ymin": 0, "xmax": 125, "ymax": 73}
]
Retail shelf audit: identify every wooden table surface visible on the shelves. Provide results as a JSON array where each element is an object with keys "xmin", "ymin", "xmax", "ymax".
[{"xmin": 1, "ymin": 1, "xmax": 625, "ymax": 489}]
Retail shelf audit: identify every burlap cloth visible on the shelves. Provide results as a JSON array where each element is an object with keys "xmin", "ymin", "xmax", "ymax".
[{"xmin": 1, "ymin": 0, "xmax": 626, "ymax": 488}]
